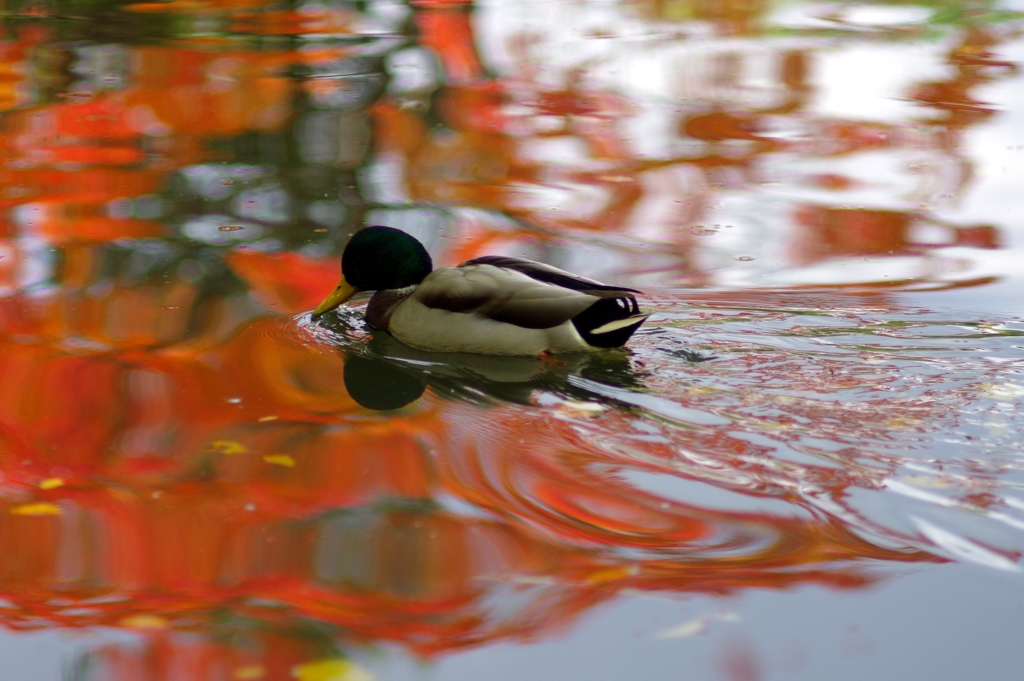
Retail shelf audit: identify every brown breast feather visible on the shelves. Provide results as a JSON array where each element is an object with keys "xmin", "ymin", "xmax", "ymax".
[{"xmin": 366, "ymin": 288, "xmax": 415, "ymax": 331}]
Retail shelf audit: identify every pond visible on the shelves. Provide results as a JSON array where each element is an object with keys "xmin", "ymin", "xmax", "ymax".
[{"xmin": 0, "ymin": 0, "xmax": 1023, "ymax": 679}]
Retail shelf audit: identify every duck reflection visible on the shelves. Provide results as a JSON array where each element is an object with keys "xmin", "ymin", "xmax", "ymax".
[
  {"xmin": 0, "ymin": 318, "xmax": 939, "ymax": 679},
  {"xmin": 326, "ymin": 314, "xmax": 649, "ymax": 411},
  {"xmin": 342, "ymin": 352, "xmax": 427, "ymax": 411}
]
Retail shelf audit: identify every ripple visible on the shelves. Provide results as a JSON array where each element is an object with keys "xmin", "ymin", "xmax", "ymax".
[
  {"xmin": 238, "ymin": 290, "xmax": 1024, "ymax": 574},
  {"xmin": 257, "ymin": 309, "xmax": 369, "ymax": 355}
]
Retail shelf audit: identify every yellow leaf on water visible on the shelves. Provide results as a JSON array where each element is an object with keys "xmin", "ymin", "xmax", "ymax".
[
  {"xmin": 883, "ymin": 417, "xmax": 921, "ymax": 430},
  {"xmin": 258, "ymin": 415, "xmax": 279, "ymax": 422},
  {"xmin": 210, "ymin": 440, "xmax": 248, "ymax": 455},
  {"xmin": 121, "ymin": 614, "xmax": 168, "ymax": 629},
  {"xmin": 11, "ymin": 502, "xmax": 61, "ymax": 516},
  {"xmin": 292, "ymin": 659, "xmax": 373, "ymax": 681},
  {"xmin": 233, "ymin": 665, "xmax": 266, "ymax": 680},
  {"xmin": 263, "ymin": 454, "xmax": 295, "ymax": 467},
  {"xmin": 584, "ymin": 566, "xmax": 637, "ymax": 583},
  {"xmin": 39, "ymin": 478, "xmax": 64, "ymax": 490}
]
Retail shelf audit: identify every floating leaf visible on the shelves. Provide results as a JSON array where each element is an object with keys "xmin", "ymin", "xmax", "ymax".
[
  {"xmin": 219, "ymin": 225, "xmax": 245, "ymax": 232},
  {"xmin": 264, "ymin": 454, "xmax": 295, "ymax": 467},
  {"xmin": 258, "ymin": 415, "xmax": 279, "ymax": 422},
  {"xmin": 883, "ymin": 417, "xmax": 921, "ymax": 430},
  {"xmin": 656, "ymin": 617, "xmax": 708, "ymax": 639},
  {"xmin": 584, "ymin": 566, "xmax": 635, "ymax": 583},
  {"xmin": 120, "ymin": 614, "xmax": 168, "ymax": 629},
  {"xmin": 39, "ymin": 478, "xmax": 64, "ymax": 490},
  {"xmin": 557, "ymin": 400, "xmax": 606, "ymax": 416},
  {"xmin": 209, "ymin": 440, "xmax": 248, "ymax": 455},
  {"xmin": 233, "ymin": 665, "xmax": 266, "ymax": 680},
  {"xmin": 11, "ymin": 502, "xmax": 61, "ymax": 516},
  {"xmin": 292, "ymin": 659, "xmax": 372, "ymax": 681},
  {"xmin": 656, "ymin": 612, "xmax": 740, "ymax": 639}
]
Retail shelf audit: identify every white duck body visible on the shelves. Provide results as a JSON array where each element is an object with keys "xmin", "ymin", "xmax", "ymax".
[{"xmin": 367, "ymin": 259, "xmax": 649, "ymax": 356}]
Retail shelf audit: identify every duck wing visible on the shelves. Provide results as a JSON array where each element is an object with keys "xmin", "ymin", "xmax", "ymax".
[
  {"xmin": 414, "ymin": 262, "xmax": 616, "ymax": 330},
  {"xmin": 460, "ymin": 256, "xmax": 641, "ymax": 296},
  {"xmin": 456, "ymin": 258, "xmax": 648, "ymax": 341}
]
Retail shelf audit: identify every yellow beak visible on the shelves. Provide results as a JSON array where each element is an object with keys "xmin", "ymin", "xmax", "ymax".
[{"xmin": 312, "ymin": 277, "xmax": 359, "ymax": 318}]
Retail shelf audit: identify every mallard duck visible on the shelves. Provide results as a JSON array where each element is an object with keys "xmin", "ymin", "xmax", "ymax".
[{"xmin": 312, "ymin": 226, "xmax": 650, "ymax": 355}]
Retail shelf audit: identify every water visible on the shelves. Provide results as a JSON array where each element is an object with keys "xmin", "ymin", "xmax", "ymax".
[{"xmin": 0, "ymin": 0, "xmax": 1023, "ymax": 679}]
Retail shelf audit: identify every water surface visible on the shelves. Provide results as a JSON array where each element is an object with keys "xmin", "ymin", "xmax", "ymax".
[{"xmin": 0, "ymin": 0, "xmax": 1023, "ymax": 679}]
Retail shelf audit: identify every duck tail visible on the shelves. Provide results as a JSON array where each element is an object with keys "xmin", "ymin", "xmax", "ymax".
[{"xmin": 572, "ymin": 296, "xmax": 650, "ymax": 348}]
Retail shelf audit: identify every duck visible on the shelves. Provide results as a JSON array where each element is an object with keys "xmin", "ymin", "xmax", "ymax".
[{"xmin": 311, "ymin": 226, "xmax": 650, "ymax": 356}]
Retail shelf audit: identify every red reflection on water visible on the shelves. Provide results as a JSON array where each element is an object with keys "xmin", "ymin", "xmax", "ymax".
[
  {"xmin": 0, "ymin": 319, "xmax": 937, "ymax": 661},
  {"xmin": 0, "ymin": 0, "xmax": 1015, "ymax": 675}
]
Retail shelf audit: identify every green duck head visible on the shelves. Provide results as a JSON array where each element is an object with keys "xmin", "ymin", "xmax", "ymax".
[{"xmin": 312, "ymin": 226, "xmax": 433, "ymax": 318}]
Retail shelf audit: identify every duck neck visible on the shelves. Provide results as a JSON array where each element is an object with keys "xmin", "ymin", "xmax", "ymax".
[{"xmin": 365, "ymin": 286, "xmax": 416, "ymax": 331}]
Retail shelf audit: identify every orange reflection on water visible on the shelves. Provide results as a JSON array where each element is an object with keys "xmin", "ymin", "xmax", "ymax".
[
  {"xmin": 0, "ymin": 0, "xmax": 1018, "ymax": 675},
  {"xmin": 0, "ymin": 314, "xmax": 937, "ymax": 660}
]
